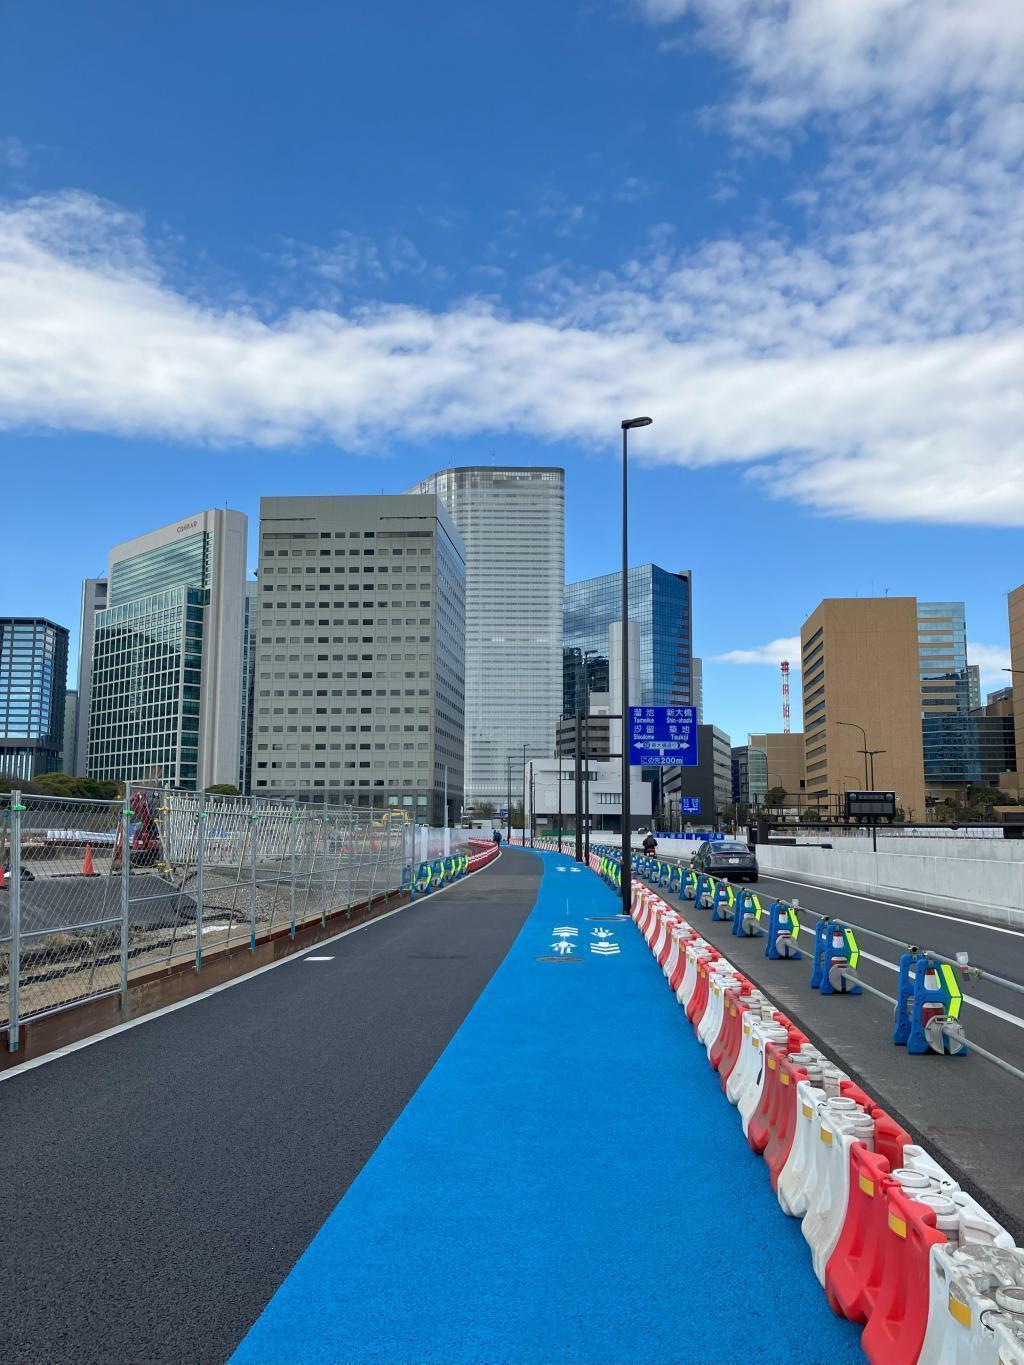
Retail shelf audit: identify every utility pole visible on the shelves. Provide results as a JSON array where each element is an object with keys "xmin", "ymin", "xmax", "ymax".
[
  {"xmin": 574, "ymin": 712, "xmax": 583, "ymax": 862},
  {"xmin": 557, "ymin": 748, "xmax": 565, "ymax": 851}
]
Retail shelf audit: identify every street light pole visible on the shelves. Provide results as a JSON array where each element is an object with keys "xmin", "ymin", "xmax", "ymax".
[
  {"xmin": 583, "ymin": 647, "xmax": 597, "ymax": 862},
  {"xmin": 522, "ymin": 742, "xmax": 528, "ymax": 847},
  {"xmin": 620, "ymin": 416, "xmax": 653, "ymax": 917},
  {"xmin": 838, "ymin": 720, "xmax": 870, "ymax": 789}
]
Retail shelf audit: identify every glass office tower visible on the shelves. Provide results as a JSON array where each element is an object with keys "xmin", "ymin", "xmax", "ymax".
[
  {"xmin": 408, "ymin": 467, "xmax": 564, "ymax": 810},
  {"xmin": 0, "ymin": 618, "xmax": 69, "ymax": 781},
  {"xmin": 87, "ymin": 509, "xmax": 247, "ymax": 789},
  {"xmin": 917, "ymin": 601, "xmax": 974, "ymax": 791},
  {"xmin": 563, "ymin": 565, "xmax": 693, "ymax": 718}
]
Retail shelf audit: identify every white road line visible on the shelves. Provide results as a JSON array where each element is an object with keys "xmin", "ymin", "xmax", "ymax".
[
  {"xmin": 859, "ymin": 949, "xmax": 1024, "ymax": 1031},
  {"xmin": 305, "ymin": 956, "xmax": 335, "ymax": 962},
  {"xmin": 0, "ymin": 850, "xmax": 502, "ymax": 1084},
  {"xmin": 760, "ymin": 874, "xmax": 1024, "ymax": 939}
]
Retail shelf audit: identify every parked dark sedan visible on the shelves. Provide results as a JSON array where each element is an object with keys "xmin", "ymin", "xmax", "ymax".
[{"xmin": 691, "ymin": 838, "xmax": 758, "ymax": 883}]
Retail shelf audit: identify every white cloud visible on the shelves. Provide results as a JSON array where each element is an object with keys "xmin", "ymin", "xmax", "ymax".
[
  {"xmin": 0, "ymin": 188, "xmax": 1021, "ymax": 523},
  {"xmin": 714, "ymin": 637, "xmax": 801, "ymax": 666},
  {"xmin": 967, "ymin": 641, "xmax": 1011, "ymax": 686},
  {"xmin": 635, "ymin": 0, "xmax": 1024, "ymax": 127}
]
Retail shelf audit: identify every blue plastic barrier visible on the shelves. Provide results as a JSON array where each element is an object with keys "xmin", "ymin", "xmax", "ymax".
[
  {"xmin": 730, "ymin": 888, "xmax": 762, "ymax": 937},
  {"xmin": 893, "ymin": 952, "xmax": 966, "ymax": 1055},
  {"xmin": 810, "ymin": 919, "xmax": 861, "ymax": 996},
  {"xmin": 765, "ymin": 900, "xmax": 802, "ymax": 960},
  {"xmin": 710, "ymin": 881, "xmax": 733, "ymax": 922}
]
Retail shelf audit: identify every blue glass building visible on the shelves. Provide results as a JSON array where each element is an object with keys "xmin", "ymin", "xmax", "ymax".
[
  {"xmin": 0, "ymin": 617, "xmax": 69, "ymax": 781},
  {"xmin": 563, "ymin": 565, "xmax": 692, "ymax": 717}
]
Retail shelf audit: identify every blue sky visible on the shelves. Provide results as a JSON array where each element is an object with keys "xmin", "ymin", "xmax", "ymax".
[{"xmin": 1, "ymin": 0, "xmax": 1021, "ymax": 740}]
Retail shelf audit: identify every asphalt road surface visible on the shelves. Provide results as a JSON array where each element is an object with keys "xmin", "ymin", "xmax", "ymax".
[{"xmin": 0, "ymin": 853, "xmax": 540, "ymax": 1364}]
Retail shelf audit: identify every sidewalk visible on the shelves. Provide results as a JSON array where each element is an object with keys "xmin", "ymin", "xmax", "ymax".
[{"xmin": 233, "ymin": 849, "xmax": 861, "ymax": 1364}]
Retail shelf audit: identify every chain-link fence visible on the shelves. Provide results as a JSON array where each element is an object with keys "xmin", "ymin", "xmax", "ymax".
[{"xmin": 1, "ymin": 786, "xmax": 413, "ymax": 1050}]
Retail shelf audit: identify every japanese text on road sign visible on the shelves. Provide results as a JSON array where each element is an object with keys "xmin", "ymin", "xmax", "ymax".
[{"xmin": 628, "ymin": 706, "xmax": 698, "ymax": 768}]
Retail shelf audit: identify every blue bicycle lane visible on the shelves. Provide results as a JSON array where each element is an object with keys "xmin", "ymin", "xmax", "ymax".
[{"xmin": 233, "ymin": 849, "xmax": 862, "ymax": 1364}]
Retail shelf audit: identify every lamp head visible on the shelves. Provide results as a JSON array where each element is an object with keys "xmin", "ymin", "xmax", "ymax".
[{"xmin": 621, "ymin": 416, "xmax": 653, "ymax": 430}]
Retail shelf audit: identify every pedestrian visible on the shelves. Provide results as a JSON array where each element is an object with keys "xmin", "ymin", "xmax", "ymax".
[{"xmin": 492, "ymin": 827, "xmax": 501, "ymax": 846}]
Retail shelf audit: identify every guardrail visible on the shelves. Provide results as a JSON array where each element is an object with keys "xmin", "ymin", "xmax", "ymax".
[
  {"xmin": 589, "ymin": 845, "xmax": 1024, "ymax": 1085},
  {"xmin": 611, "ymin": 869, "xmax": 1024, "ymax": 1365}
]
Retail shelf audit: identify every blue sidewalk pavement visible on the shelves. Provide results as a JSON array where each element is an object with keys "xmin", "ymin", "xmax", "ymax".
[{"xmin": 233, "ymin": 850, "xmax": 862, "ymax": 1364}]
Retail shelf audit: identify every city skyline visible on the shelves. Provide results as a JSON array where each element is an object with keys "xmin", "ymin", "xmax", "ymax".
[
  {"xmin": 4, "ymin": 466, "xmax": 1013, "ymax": 750},
  {"xmin": 1, "ymin": 0, "xmax": 1019, "ymax": 745}
]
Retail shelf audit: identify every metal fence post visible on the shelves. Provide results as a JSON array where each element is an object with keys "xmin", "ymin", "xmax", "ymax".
[
  {"xmin": 195, "ymin": 788, "xmax": 206, "ymax": 972},
  {"xmin": 8, "ymin": 791, "xmax": 23, "ymax": 1051},
  {"xmin": 249, "ymin": 795, "xmax": 258, "ymax": 951},
  {"xmin": 320, "ymin": 797, "xmax": 328, "ymax": 926},
  {"xmin": 120, "ymin": 782, "xmax": 131, "ymax": 1010},
  {"xmin": 290, "ymin": 798, "xmax": 298, "ymax": 938}
]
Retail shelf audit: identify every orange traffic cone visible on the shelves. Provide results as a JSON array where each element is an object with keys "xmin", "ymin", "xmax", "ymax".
[{"xmin": 82, "ymin": 844, "xmax": 97, "ymax": 877}]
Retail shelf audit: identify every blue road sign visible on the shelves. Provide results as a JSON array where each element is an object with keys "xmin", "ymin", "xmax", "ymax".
[
  {"xmin": 680, "ymin": 796, "xmax": 701, "ymax": 815},
  {"xmin": 628, "ymin": 706, "xmax": 698, "ymax": 767}
]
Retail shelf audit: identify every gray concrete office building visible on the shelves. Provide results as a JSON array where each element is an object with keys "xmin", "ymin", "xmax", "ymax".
[
  {"xmin": 251, "ymin": 494, "xmax": 465, "ymax": 823},
  {"xmin": 87, "ymin": 509, "xmax": 247, "ymax": 789},
  {"xmin": 408, "ymin": 467, "xmax": 564, "ymax": 811}
]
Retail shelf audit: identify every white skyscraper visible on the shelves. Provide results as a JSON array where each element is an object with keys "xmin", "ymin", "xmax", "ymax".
[{"xmin": 409, "ymin": 467, "xmax": 564, "ymax": 810}]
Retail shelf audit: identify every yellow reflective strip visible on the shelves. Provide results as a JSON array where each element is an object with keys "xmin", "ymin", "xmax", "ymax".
[
  {"xmin": 940, "ymin": 964, "xmax": 963, "ymax": 1019},
  {"xmin": 780, "ymin": 1072, "xmax": 791, "ymax": 1086},
  {"xmin": 752, "ymin": 1037, "xmax": 761, "ymax": 1049},
  {"xmin": 888, "ymin": 1212, "xmax": 907, "ymax": 1238},
  {"xmin": 743, "ymin": 1023, "xmax": 751, "ymax": 1035},
  {"xmin": 820, "ymin": 1128, "xmax": 833, "ymax": 1146},
  {"xmin": 859, "ymin": 1175, "xmax": 875, "ymax": 1198},
  {"xmin": 948, "ymin": 1295, "xmax": 971, "ymax": 1329},
  {"xmin": 801, "ymin": 1104, "xmax": 813, "ymax": 1120},
  {"xmin": 789, "ymin": 909, "xmax": 800, "ymax": 938},
  {"xmin": 767, "ymin": 1057, "xmax": 777, "ymax": 1071},
  {"xmin": 844, "ymin": 928, "xmax": 861, "ymax": 970},
  {"xmin": 752, "ymin": 894, "xmax": 762, "ymax": 913}
]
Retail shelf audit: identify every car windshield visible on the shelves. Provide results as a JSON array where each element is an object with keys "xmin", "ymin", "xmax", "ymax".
[{"xmin": 714, "ymin": 842, "xmax": 751, "ymax": 853}]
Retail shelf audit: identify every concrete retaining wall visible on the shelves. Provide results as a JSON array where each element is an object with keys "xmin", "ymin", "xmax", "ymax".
[{"xmin": 756, "ymin": 843, "xmax": 1024, "ymax": 930}]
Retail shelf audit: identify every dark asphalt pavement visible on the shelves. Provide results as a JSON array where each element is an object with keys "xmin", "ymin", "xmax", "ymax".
[{"xmin": 0, "ymin": 850, "xmax": 541, "ymax": 1365}]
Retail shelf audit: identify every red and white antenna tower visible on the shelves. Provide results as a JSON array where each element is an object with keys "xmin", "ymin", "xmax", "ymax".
[{"xmin": 781, "ymin": 660, "xmax": 791, "ymax": 733}]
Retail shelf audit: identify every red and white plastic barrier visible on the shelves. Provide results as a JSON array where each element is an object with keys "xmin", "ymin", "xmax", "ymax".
[{"xmin": 619, "ymin": 872, "xmax": 1024, "ymax": 1365}]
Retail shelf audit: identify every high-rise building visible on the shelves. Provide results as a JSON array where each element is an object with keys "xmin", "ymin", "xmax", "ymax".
[
  {"xmin": 87, "ymin": 510, "xmax": 247, "ymax": 789},
  {"xmin": 408, "ymin": 467, "xmax": 563, "ymax": 809},
  {"xmin": 62, "ymin": 689, "xmax": 78, "ymax": 775},
  {"xmin": 1010, "ymin": 583, "xmax": 1024, "ymax": 787},
  {"xmin": 563, "ymin": 565, "xmax": 692, "ymax": 719},
  {"xmin": 692, "ymin": 656, "xmax": 704, "ymax": 723},
  {"xmin": 74, "ymin": 577, "xmax": 107, "ymax": 777},
  {"xmin": 967, "ymin": 664, "xmax": 981, "ymax": 712},
  {"xmin": 251, "ymin": 494, "xmax": 465, "ymax": 822},
  {"xmin": 0, "ymin": 618, "xmax": 69, "ymax": 782},
  {"xmin": 918, "ymin": 602, "xmax": 969, "ymax": 716},
  {"xmin": 662, "ymin": 725, "xmax": 731, "ymax": 828},
  {"xmin": 800, "ymin": 598, "xmax": 926, "ymax": 819},
  {"xmin": 747, "ymin": 731, "xmax": 806, "ymax": 807},
  {"xmin": 238, "ymin": 581, "xmax": 258, "ymax": 794}
]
